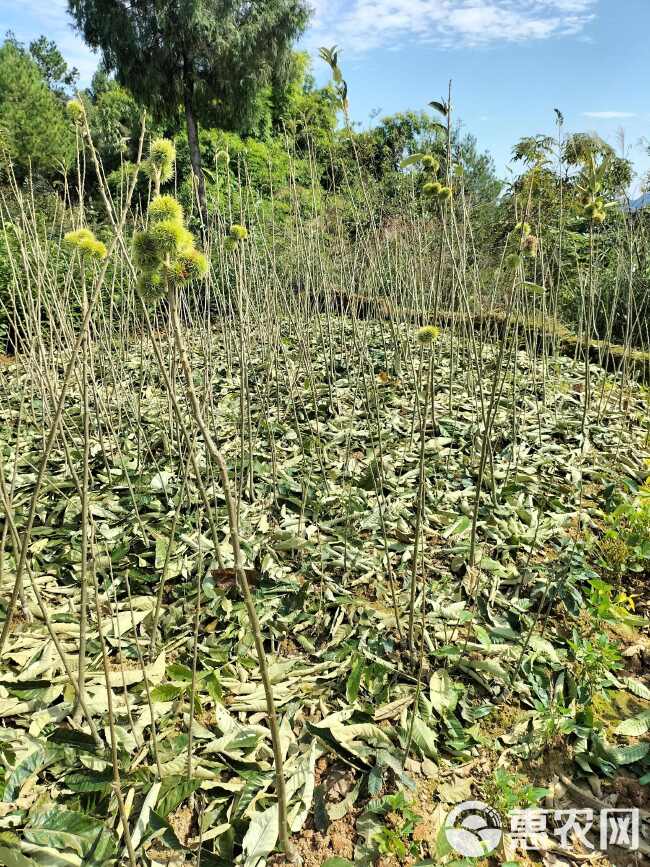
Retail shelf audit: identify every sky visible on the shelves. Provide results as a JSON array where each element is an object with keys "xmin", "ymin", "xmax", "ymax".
[{"xmin": 1, "ymin": 0, "xmax": 648, "ymax": 190}]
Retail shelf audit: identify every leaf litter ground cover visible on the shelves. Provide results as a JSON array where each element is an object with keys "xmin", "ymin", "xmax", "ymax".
[{"xmin": 0, "ymin": 318, "xmax": 649, "ymax": 866}]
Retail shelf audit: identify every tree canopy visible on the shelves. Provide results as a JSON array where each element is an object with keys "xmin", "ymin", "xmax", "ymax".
[
  {"xmin": 67, "ymin": 0, "xmax": 311, "ymax": 221},
  {"xmin": 28, "ymin": 36, "xmax": 79, "ymax": 98},
  {"xmin": 0, "ymin": 37, "xmax": 75, "ymax": 178}
]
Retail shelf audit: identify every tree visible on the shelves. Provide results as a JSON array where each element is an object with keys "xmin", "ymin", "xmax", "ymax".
[
  {"xmin": 563, "ymin": 132, "xmax": 632, "ymax": 193},
  {"xmin": 0, "ymin": 37, "xmax": 75, "ymax": 178},
  {"xmin": 454, "ymin": 131, "xmax": 502, "ymax": 205},
  {"xmin": 90, "ymin": 78, "xmax": 142, "ymax": 169},
  {"xmin": 67, "ymin": 0, "xmax": 311, "ymax": 225},
  {"xmin": 269, "ymin": 52, "xmax": 338, "ymax": 154},
  {"xmin": 29, "ymin": 36, "xmax": 79, "ymax": 98}
]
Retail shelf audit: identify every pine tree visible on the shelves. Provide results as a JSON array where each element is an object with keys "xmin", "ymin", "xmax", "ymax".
[{"xmin": 0, "ymin": 37, "xmax": 75, "ymax": 177}]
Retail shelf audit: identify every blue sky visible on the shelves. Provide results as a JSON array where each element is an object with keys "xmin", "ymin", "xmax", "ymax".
[{"xmin": 2, "ymin": 0, "xmax": 648, "ymax": 190}]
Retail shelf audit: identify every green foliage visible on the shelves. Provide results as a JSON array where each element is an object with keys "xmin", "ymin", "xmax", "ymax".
[
  {"xmin": 531, "ymin": 697, "xmax": 584, "ymax": 746},
  {"xmin": 209, "ymin": 127, "xmax": 312, "ymax": 190},
  {"xmin": 512, "ymin": 134, "xmax": 555, "ymax": 166},
  {"xmin": 29, "ymin": 36, "xmax": 79, "ymax": 98},
  {"xmin": 149, "ymin": 219, "xmax": 191, "ymax": 257},
  {"xmin": 587, "ymin": 578, "xmax": 640, "ymax": 625},
  {"xmin": 333, "ymin": 111, "xmax": 444, "ymax": 185},
  {"xmin": 176, "ymin": 247, "xmax": 208, "ymax": 281},
  {"xmin": 144, "ymin": 137, "xmax": 176, "ymax": 194},
  {"xmin": 319, "ymin": 45, "xmax": 349, "ymax": 119},
  {"xmin": 173, "ymin": 124, "xmax": 317, "ymax": 225},
  {"xmin": 66, "ymin": 99, "xmax": 84, "ymax": 124},
  {"xmin": 67, "ymin": 0, "xmax": 310, "ymax": 133},
  {"xmin": 89, "ymin": 80, "xmax": 141, "ymax": 166},
  {"xmin": 135, "ymin": 269, "xmax": 165, "ymax": 303},
  {"xmin": 568, "ymin": 630, "xmax": 622, "ymax": 700},
  {"xmin": 421, "ymin": 154, "xmax": 440, "ymax": 173},
  {"xmin": 133, "ymin": 230, "xmax": 162, "ymax": 273},
  {"xmin": 482, "ymin": 768, "xmax": 548, "ymax": 821},
  {"xmin": 364, "ymin": 792, "xmax": 422, "ymax": 860},
  {"xmin": 272, "ymin": 52, "xmax": 338, "ymax": 157},
  {"xmin": 601, "ymin": 482, "xmax": 650, "ymax": 576},
  {"xmin": 105, "ymin": 160, "xmax": 142, "ymax": 195},
  {"xmin": 564, "ymin": 132, "xmax": 632, "ymax": 189},
  {"xmin": 0, "ymin": 37, "xmax": 75, "ymax": 177},
  {"xmin": 423, "ymin": 180, "xmax": 442, "ymax": 197}
]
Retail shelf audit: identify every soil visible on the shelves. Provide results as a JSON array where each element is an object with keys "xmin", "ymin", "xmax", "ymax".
[{"xmin": 269, "ymin": 811, "xmax": 358, "ymax": 867}]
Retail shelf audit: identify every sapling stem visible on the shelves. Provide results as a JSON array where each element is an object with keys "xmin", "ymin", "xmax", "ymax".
[
  {"xmin": 408, "ymin": 335, "xmax": 435, "ymax": 653},
  {"xmin": 167, "ymin": 283, "xmax": 299, "ymax": 863}
]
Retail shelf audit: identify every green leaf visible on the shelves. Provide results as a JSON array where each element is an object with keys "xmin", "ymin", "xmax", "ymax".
[
  {"xmin": 48, "ymin": 729, "xmax": 98, "ymax": 752},
  {"xmin": 323, "ymin": 860, "xmax": 355, "ymax": 867},
  {"xmin": 156, "ymin": 776, "xmax": 202, "ymax": 819},
  {"xmin": 131, "ymin": 782, "xmax": 162, "ymax": 850},
  {"xmin": 346, "ymin": 654, "xmax": 364, "ymax": 703},
  {"xmin": 400, "ymin": 153, "xmax": 426, "ymax": 169},
  {"xmin": 443, "ymin": 516, "xmax": 470, "ymax": 538},
  {"xmin": 150, "ymin": 683, "xmax": 184, "ymax": 702},
  {"xmin": 155, "ymin": 536, "xmax": 169, "ymax": 569},
  {"xmin": 64, "ymin": 770, "xmax": 112, "ymax": 793},
  {"xmin": 166, "ymin": 663, "xmax": 194, "ymax": 682},
  {"xmin": 3, "ymin": 747, "xmax": 48, "ymax": 802},
  {"xmin": 24, "ymin": 810, "xmax": 116, "ymax": 861},
  {"xmin": 0, "ymin": 841, "xmax": 38, "ymax": 867},
  {"xmin": 367, "ymin": 763, "xmax": 383, "ymax": 796},
  {"xmin": 610, "ymin": 742, "xmax": 649, "ymax": 765},
  {"xmin": 522, "ymin": 281, "xmax": 546, "ymax": 295},
  {"xmin": 205, "ymin": 673, "xmax": 223, "ymax": 703},
  {"xmin": 429, "ymin": 100, "xmax": 448, "ymax": 116},
  {"xmin": 232, "ymin": 771, "xmax": 271, "ymax": 821},
  {"xmin": 305, "ymin": 721, "xmax": 369, "ymax": 771},
  {"xmin": 623, "ymin": 677, "xmax": 650, "ymax": 700}
]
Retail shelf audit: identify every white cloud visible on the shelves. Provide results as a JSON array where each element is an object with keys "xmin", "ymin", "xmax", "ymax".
[
  {"xmin": 308, "ymin": 0, "xmax": 597, "ymax": 53},
  {"xmin": 583, "ymin": 111, "xmax": 637, "ymax": 119},
  {"xmin": 1, "ymin": 0, "xmax": 598, "ymax": 82}
]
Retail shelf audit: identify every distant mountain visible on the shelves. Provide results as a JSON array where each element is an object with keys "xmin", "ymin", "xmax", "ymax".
[{"xmin": 629, "ymin": 192, "xmax": 650, "ymax": 212}]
